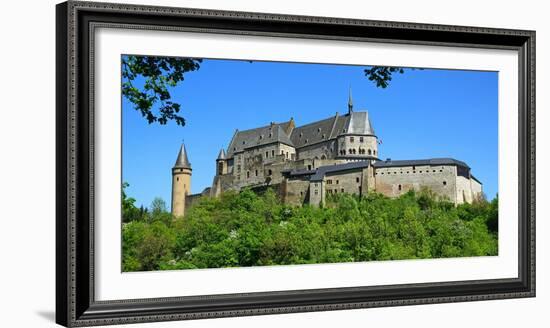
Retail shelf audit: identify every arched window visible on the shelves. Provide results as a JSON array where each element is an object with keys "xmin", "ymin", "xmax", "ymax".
[
  {"xmin": 368, "ymin": 149, "xmax": 372, "ymax": 155},
  {"xmin": 398, "ymin": 184, "xmax": 402, "ymax": 191},
  {"xmin": 268, "ymin": 169, "xmax": 272, "ymax": 176}
]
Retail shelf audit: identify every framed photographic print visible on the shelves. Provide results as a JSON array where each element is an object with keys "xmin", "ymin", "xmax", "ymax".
[{"xmin": 56, "ymin": 1, "xmax": 535, "ymax": 326}]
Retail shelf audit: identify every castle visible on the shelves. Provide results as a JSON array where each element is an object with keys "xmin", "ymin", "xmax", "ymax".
[{"xmin": 171, "ymin": 91, "xmax": 483, "ymax": 217}]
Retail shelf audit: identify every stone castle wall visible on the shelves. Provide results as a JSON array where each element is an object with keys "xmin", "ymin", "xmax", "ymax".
[{"xmin": 374, "ymin": 165, "xmax": 458, "ymax": 203}]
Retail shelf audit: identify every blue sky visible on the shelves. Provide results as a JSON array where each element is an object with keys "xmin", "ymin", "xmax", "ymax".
[{"xmin": 122, "ymin": 58, "xmax": 498, "ymax": 208}]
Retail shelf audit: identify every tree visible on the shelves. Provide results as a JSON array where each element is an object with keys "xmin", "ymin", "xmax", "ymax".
[
  {"xmin": 363, "ymin": 66, "xmax": 407, "ymax": 88},
  {"xmin": 122, "ymin": 186, "xmax": 498, "ymax": 272},
  {"xmin": 150, "ymin": 197, "xmax": 167, "ymax": 215},
  {"xmin": 122, "ymin": 182, "xmax": 143, "ymax": 222},
  {"xmin": 122, "ymin": 55, "xmax": 202, "ymax": 126},
  {"xmin": 122, "ymin": 55, "xmax": 411, "ymax": 126}
]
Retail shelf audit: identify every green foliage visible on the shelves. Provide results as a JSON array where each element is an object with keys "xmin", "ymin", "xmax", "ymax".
[
  {"xmin": 122, "ymin": 188, "xmax": 498, "ymax": 272},
  {"xmin": 122, "ymin": 55, "xmax": 412, "ymax": 126},
  {"xmin": 122, "ymin": 55, "xmax": 202, "ymax": 126}
]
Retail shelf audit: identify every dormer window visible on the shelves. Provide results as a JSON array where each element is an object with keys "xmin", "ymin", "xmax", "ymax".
[
  {"xmin": 317, "ymin": 128, "xmax": 321, "ymax": 133},
  {"xmin": 322, "ymin": 134, "xmax": 326, "ymax": 139},
  {"xmin": 299, "ymin": 132, "xmax": 303, "ymax": 138}
]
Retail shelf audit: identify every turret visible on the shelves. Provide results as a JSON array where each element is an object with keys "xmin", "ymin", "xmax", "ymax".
[
  {"xmin": 216, "ymin": 148, "xmax": 227, "ymax": 175},
  {"xmin": 171, "ymin": 143, "xmax": 192, "ymax": 218}
]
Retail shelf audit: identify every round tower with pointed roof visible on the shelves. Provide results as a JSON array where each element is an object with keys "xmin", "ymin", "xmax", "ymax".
[{"xmin": 171, "ymin": 143, "xmax": 192, "ymax": 218}]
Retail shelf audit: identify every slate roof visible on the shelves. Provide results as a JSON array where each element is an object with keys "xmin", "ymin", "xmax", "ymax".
[
  {"xmin": 284, "ymin": 158, "xmax": 474, "ymax": 182},
  {"xmin": 226, "ymin": 121, "xmax": 294, "ymax": 157},
  {"xmin": 225, "ymin": 110, "xmax": 376, "ymax": 157},
  {"xmin": 310, "ymin": 161, "xmax": 372, "ymax": 181},
  {"xmin": 173, "ymin": 143, "xmax": 191, "ymax": 169},
  {"xmin": 373, "ymin": 158, "xmax": 470, "ymax": 169},
  {"xmin": 217, "ymin": 148, "xmax": 226, "ymax": 160},
  {"xmin": 290, "ymin": 115, "xmax": 337, "ymax": 147}
]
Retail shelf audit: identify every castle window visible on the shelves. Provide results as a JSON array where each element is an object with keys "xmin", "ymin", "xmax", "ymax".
[
  {"xmin": 269, "ymin": 133, "xmax": 273, "ymax": 138},
  {"xmin": 255, "ymin": 170, "xmax": 258, "ymax": 176},
  {"xmin": 360, "ymin": 137, "xmax": 364, "ymax": 143},
  {"xmin": 315, "ymin": 190, "xmax": 318, "ymax": 195},
  {"xmin": 268, "ymin": 169, "xmax": 272, "ymax": 176},
  {"xmin": 356, "ymin": 177, "xmax": 360, "ymax": 183},
  {"xmin": 305, "ymin": 139, "xmax": 308, "ymax": 144},
  {"xmin": 265, "ymin": 151, "xmax": 269, "ymax": 158},
  {"xmin": 272, "ymin": 150, "xmax": 275, "ymax": 157},
  {"xmin": 342, "ymin": 129, "xmax": 346, "ymax": 133},
  {"xmin": 440, "ymin": 169, "xmax": 443, "ymax": 172},
  {"xmin": 322, "ymin": 134, "xmax": 326, "ymax": 139},
  {"xmin": 373, "ymin": 150, "xmax": 376, "ymax": 155},
  {"xmin": 259, "ymin": 135, "xmax": 263, "ymax": 140},
  {"xmin": 318, "ymin": 128, "xmax": 321, "ymax": 133},
  {"xmin": 412, "ymin": 166, "xmax": 416, "ymax": 170},
  {"xmin": 176, "ymin": 177, "xmax": 179, "ymax": 181},
  {"xmin": 234, "ymin": 147, "xmax": 236, "ymax": 151},
  {"xmin": 350, "ymin": 137, "xmax": 354, "ymax": 143},
  {"xmin": 342, "ymin": 150, "xmax": 346, "ymax": 155},
  {"xmin": 300, "ymin": 132, "xmax": 303, "ymax": 138},
  {"xmin": 308, "ymin": 165, "xmax": 312, "ymax": 170},
  {"xmin": 443, "ymin": 181, "xmax": 447, "ymax": 186},
  {"xmin": 242, "ymin": 141, "xmax": 245, "ymax": 145},
  {"xmin": 368, "ymin": 149, "xmax": 372, "ymax": 155},
  {"xmin": 286, "ymin": 152, "xmax": 289, "ymax": 158},
  {"xmin": 336, "ymin": 180, "xmax": 339, "ymax": 184},
  {"xmin": 433, "ymin": 170, "xmax": 436, "ymax": 173},
  {"xmin": 341, "ymin": 188, "xmax": 344, "ymax": 193},
  {"xmin": 398, "ymin": 184, "xmax": 402, "ymax": 191},
  {"xmin": 327, "ymin": 179, "xmax": 332, "ymax": 184},
  {"xmin": 247, "ymin": 171, "xmax": 250, "ymax": 178}
]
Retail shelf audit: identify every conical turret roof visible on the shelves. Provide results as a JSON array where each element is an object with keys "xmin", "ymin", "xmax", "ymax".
[
  {"xmin": 173, "ymin": 143, "xmax": 191, "ymax": 169},
  {"xmin": 217, "ymin": 148, "xmax": 226, "ymax": 160}
]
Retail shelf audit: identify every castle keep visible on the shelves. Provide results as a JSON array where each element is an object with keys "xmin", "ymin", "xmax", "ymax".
[{"xmin": 171, "ymin": 92, "xmax": 482, "ymax": 217}]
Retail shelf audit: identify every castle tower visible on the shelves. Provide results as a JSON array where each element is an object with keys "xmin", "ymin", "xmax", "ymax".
[
  {"xmin": 216, "ymin": 148, "xmax": 227, "ymax": 175},
  {"xmin": 171, "ymin": 143, "xmax": 192, "ymax": 218}
]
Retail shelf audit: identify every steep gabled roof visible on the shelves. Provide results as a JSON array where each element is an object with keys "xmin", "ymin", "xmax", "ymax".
[
  {"xmin": 290, "ymin": 115, "xmax": 337, "ymax": 147},
  {"xmin": 226, "ymin": 121, "xmax": 294, "ymax": 157}
]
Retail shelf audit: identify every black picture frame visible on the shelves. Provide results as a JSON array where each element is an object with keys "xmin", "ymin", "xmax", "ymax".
[{"xmin": 56, "ymin": 1, "xmax": 536, "ymax": 326}]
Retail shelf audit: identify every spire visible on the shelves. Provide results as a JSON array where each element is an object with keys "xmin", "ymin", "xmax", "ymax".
[
  {"xmin": 217, "ymin": 148, "xmax": 226, "ymax": 160},
  {"xmin": 173, "ymin": 143, "xmax": 191, "ymax": 169},
  {"xmin": 347, "ymin": 86, "xmax": 353, "ymax": 114}
]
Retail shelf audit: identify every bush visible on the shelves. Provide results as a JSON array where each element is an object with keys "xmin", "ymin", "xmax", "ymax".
[{"xmin": 122, "ymin": 188, "xmax": 498, "ymax": 271}]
